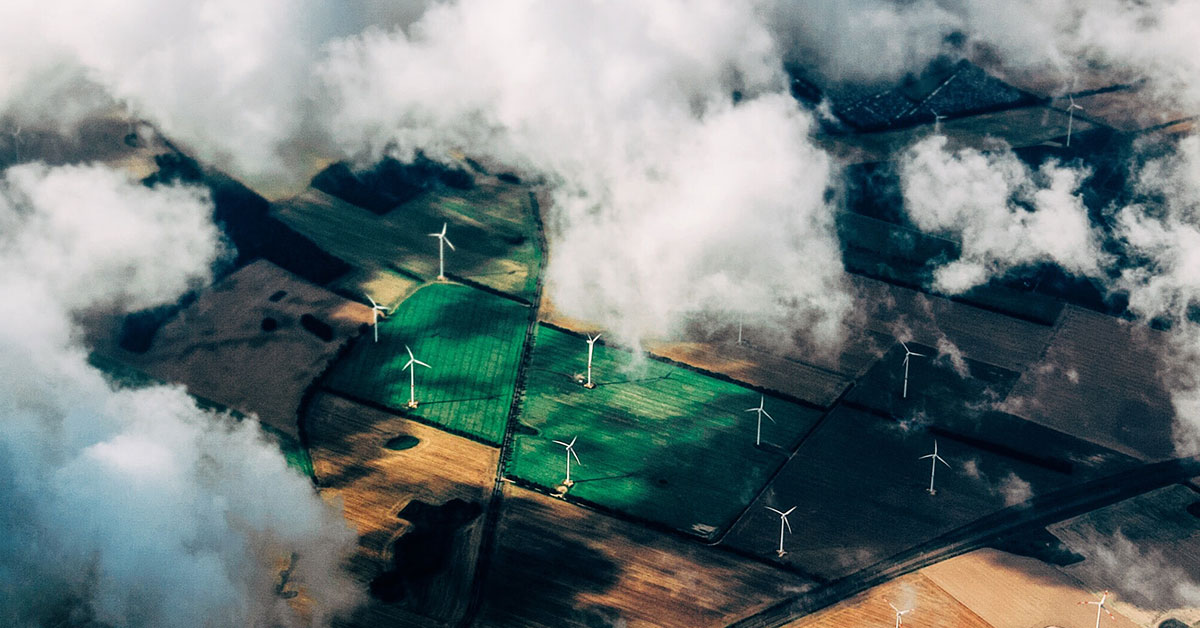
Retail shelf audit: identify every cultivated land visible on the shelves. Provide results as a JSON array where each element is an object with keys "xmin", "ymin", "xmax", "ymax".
[
  {"xmin": 1004, "ymin": 305, "xmax": 1177, "ymax": 461},
  {"xmin": 272, "ymin": 178, "xmax": 542, "ymax": 302},
  {"xmin": 94, "ymin": 259, "xmax": 373, "ymax": 440},
  {"xmin": 781, "ymin": 571, "xmax": 991, "ymax": 628},
  {"xmin": 305, "ymin": 393, "xmax": 497, "ymax": 626},
  {"xmin": 478, "ymin": 485, "xmax": 813, "ymax": 628},
  {"xmin": 507, "ymin": 324, "xmax": 825, "ymax": 537},
  {"xmin": 1050, "ymin": 484, "xmax": 1200, "ymax": 626},
  {"xmin": 921, "ymin": 549, "xmax": 1142, "ymax": 628},
  {"xmin": 324, "ymin": 282, "xmax": 529, "ymax": 444},
  {"xmin": 721, "ymin": 404, "xmax": 1131, "ymax": 581}
]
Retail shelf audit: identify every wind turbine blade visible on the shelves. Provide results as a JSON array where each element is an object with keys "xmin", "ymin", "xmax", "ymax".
[
  {"xmin": 936, "ymin": 454, "xmax": 951, "ymax": 468},
  {"xmin": 745, "ymin": 407, "xmax": 759, "ymax": 413},
  {"xmin": 403, "ymin": 359, "xmax": 415, "ymax": 370},
  {"xmin": 444, "ymin": 237, "xmax": 455, "ymax": 251},
  {"xmin": 783, "ymin": 506, "xmax": 796, "ymax": 516},
  {"xmin": 919, "ymin": 453, "xmax": 935, "ymax": 460},
  {"xmin": 440, "ymin": 222, "xmax": 448, "ymax": 236},
  {"xmin": 406, "ymin": 345, "xmax": 414, "ymax": 359},
  {"xmin": 910, "ymin": 352, "xmax": 926, "ymax": 357},
  {"xmin": 782, "ymin": 517, "xmax": 792, "ymax": 533},
  {"xmin": 367, "ymin": 295, "xmax": 378, "ymax": 308},
  {"xmin": 887, "ymin": 600, "xmax": 897, "ymax": 612},
  {"xmin": 568, "ymin": 436, "xmax": 577, "ymax": 447},
  {"xmin": 413, "ymin": 358, "xmax": 431, "ymax": 368},
  {"xmin": 899, "ymin": 340, "xmax": 910, "ymax": 352},
  {"xmin": 764, "ymin": 506, "xmax": 784, "ymax": 516},
  {"xmin": 553, "ymin": 440, "xmax": 569, "ymax": 447},
  {"xmin": 570, "ymin": 449, "xmax": 581, "ymax": 465},
  {"xmin": 429, "ymin": 231, "xmax": 441, "ymax": 237},
  {"xmin": 762, "ymin": 409, "xmax": 776, "ymax": 423}
]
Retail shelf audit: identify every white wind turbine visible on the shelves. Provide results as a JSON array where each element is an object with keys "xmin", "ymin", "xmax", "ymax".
[
  {"xmin": 1066, "ymin": 95, "xmax": 1084, "ymax": 148},
  {"xmin": 919, "ymin": 440, "xmax": 951, "ymax": 495},
  {"xmin": 583, "ymin": 333, "xmax": 601, "ymax": 389},
  {"xmin": 428, "ymin": 222, "xmax": 456, "ymax": 280},
  {"xmin": 1079, "ymin": 590, "xmax": 1115, "ymax": 628},
  {"xmin": 553, "ymin": 436, "xmax": 581, "ymax": 486},
  {"xmin": 745, "ymin": 395, "xmax": 776, "ymax": 446},
  {"xmin": 8, "ymin": 124, "xmax": 21, "ymax": 161},
  {"xmin": 931, "ymin": 108, "xmax": 946, "ymax": 134},
  {"xmin": 765, "ymin": 505, "xmax": 795, "ymax": 557},
  {"xmin": 402, "ymin": 345, "xmax": 431, "ymax": 408},
  {"xmin": 900, "ymin": 341, "xmax": 926, "ymax": 399},
  {"xmin": 886, "ymin": 599, "xmax": 913, "ymax": 628},
  {"xmin": 367, "ymin": 296, "xmax": 389, "ymax": 343}
]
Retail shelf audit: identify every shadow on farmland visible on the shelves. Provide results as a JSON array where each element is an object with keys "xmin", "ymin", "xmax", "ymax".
[
  {"xmin": 572, "ymin": 472, "xmax": 639, "ymax": 485},
  {"xmin": 418, "ymin": 394, "xmax": 500, "ymax": 406},
  {"xmin": 482, "ymin": 493, "xmax": 623, "ymax": 626},
  {"xmin": 371, "ymin": 498, "xmax": 484, "ymax": 605}
]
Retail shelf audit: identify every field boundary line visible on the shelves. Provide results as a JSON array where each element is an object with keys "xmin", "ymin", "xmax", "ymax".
[{"xmin": 458, "ymin": 188, "xmax": 548, "ymax": 627}]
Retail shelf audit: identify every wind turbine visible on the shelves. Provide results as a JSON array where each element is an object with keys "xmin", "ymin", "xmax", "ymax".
[
  {"xmin": 931, "ymin": 108, "xmax": 946, "ymax": 134},
  {"xmin": 552, "ymin": 436, "xmax": 581, "ymax": 486},
  {"xmin": 737, "ymin": 318, "xmax": 744, "ymax": 345},
  {"xmin": 745, "ymin": 395, "xmax": 776, "ymax": 446},
  {"xmin": 428, "ymin": 222, "xmax": 455, "ymax": 280},
  {"xmin": 1079, "ymin": 590, "xmax": 1115, "ymax": 628},
  {"xmin": 583, "ymin": 333, "xmax": 601, "ymax": 389},
  {"xmin": 886, "ymin": 599, "xmax": 913, "ymax": 628},
  {"xmin": 764, "ymin": 506, "xmax": 795, "ymax": 557},
  {"xmin": 900, "ymin": 341, "xmax": 925, "ymax": 399},
  {"xmin": 366, "ymin": 296, "xmax": 389, "ymax": 343},
  {"xmin": 1066, "ymin": 95, "xmax": 1084, "ymax": 148},
  {"xmin": 402, "ymin": 345, "xmax": 431, "ymax": 408},
  {"xmin": 919, "ymin": 440, "xmax": 951, "ymax": 495},
  {"xmin": 8, "ymin": 124, "xmax": 21, "ymax": 161}
]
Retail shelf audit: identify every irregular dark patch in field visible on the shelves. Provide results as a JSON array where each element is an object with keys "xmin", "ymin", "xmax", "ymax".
[{"xmin": 369, "ymin": 498, "xmax": 483, "ymax": 604}]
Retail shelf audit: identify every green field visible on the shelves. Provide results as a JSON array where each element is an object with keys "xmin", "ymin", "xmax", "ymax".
[
  {"xmin": 272, "ymin": 181, "xmax": 542, "ymax": 301},
  {"xmin": 324, "ymin": 283, "xmax": 529, "ymax": 444},
  {"xmin": 507, "ymin": 325, "xmax": 826, "ymax": 538}
]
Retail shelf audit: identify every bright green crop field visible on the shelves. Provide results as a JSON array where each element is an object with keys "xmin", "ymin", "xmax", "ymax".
[
  {"xmin": 324, "ymin": 283, "xmax": 529, "ymax": 444},
  {"xmin": 507, "ymin": 325, "xmax": 825, "ymax": 538}
]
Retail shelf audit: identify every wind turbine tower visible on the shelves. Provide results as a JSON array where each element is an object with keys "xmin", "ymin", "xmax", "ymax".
[
  {"xmin": 367, "ymin": 296, "xmax": 389, "ymax": 343},
  {"xmin": 583, "ymin": 333, "xmax": 601, "ymax": 389},
  {"xmin": 899, "ymin": 341, "xmax": 926, "ymax": 399},
  {"xmin": 745, "ymin": 395, "xmax": 776, "ymax": 446},
  {"xmin": 428, "ymin": 222, "xmax": 456, "ymax": 280},
  {"xmin": 764, "ymin": 506, "xmax": 795, "ymax": 557},
  {"xmin": 1079, "ymin": 590, "xmax": 1115, "ymax": 628},
  {"xmin": 886, "ymin": 599, "xmax": 912, "ymax": 628},
  {"xmin": 919, "ymin": 440, "xmax": 951, "ymax": 495},
  {"xmin": 402, "ymin": 345, "xmax": 431, "ymax": 408},
  {"xmin": 1066, "ymin": 95, "xmax": 1084, "ymax": 148},
  {"xmin": 553, "ymin": 436, "xmax": 581, "ymax": 487}
]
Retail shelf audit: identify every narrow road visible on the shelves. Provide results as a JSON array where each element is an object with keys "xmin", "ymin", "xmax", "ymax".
[{"xmin": 728, "ymin": 455, "xmax": 1200, "ymax": 628}]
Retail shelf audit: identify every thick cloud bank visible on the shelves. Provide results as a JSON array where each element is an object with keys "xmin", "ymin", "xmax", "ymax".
[
  {"xmin": 0, "ymin": 164, "xmax": 358, "ymax": 627},
  {"xmin": 320, "ymin": 0, "xmax": 852, "ymax": 346},
  {"xmin": 899, "ymin": 136, "xmax": 1104, "ymax": 294}
]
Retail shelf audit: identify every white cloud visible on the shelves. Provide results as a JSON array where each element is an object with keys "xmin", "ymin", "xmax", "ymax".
[{"xmin": 0, "ymin": 163, "xmax": 359, "ymax": 627}]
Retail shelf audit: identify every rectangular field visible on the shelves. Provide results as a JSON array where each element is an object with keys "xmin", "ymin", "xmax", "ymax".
[
  {"xmin": 507, "ymin": 325, "xmax": 825, "ymax": 537},
  {"xmin": 272, "ymin": 180, "xmax": 542, "ymax": 301},
  {"xmin": 782, "ymin": 572, "xmax": 991, "ymax": 628},
  {"xmin": 324, "ymin": 283, "xmax": 529, "ymax": 444},
  {"xmin": 721, "ymin": 405, "xmax": 1116, "ymax": 581},
  {"xmin": 479, "ymin": 485, "xmax": 813, "ymax": 628},
  {"xmin": 305, "ymin": 393, "xmax": 498, "ymax": 626}
]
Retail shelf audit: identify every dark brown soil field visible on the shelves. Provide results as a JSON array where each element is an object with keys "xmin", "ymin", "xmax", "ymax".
[
  {"xmin": 478, "ymin": 485, "xmax": 813, "ymax": 628},
  {"xmin": 96, "ymin": 260, "xmax": 372, "ymax": 438},
  {"xmin": 1004, "ymin": 305, "xmax": 1177, "ymax": 461},
  {"xmin": 721, "ymin": 405, "xmax": 1129, "ymax": 581},
  {"xmin": 305, "ymin": 393, "xmax": 497, "ymax": 626}
]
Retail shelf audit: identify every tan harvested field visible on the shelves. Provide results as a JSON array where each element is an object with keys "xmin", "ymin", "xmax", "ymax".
[
  {"xmin": 782, "ymin": 572, "xmax": 991, "ymax": 628},
  {"xmin": 922, "ymin": 549, "xmax": 1141, "ymax": 628},
  {"xmin": 851, "ymin": 274, "xmax": 1057, "ymax": 373},
  {"xmin": 306, "ymin": 392, "xmax": 498, "ymax": 626},
  {"xmin": 96, "ymin": 260, "xmax": 372, "ymax": 438},
  {"xmin": 1051, "ymin": 91, "xmax": 1192, "ymax": 133},
  {"xmin": 645, "ymin": 340, "xmax": 850, "ymax": 408},
  {"xmin": 1004, "ymin": 305, "xmax": 1176, "ymax": 461},
  {"xmin": 817, "ymin": 106, "xmax": 1096, "ymax": 164},
  {"xmin": 1049, "ymin": 485, "xmax": 1200, "ymax": 626},
  {"xmin": 478, "ymin": 485, "xmax": 813, "ymax": 628}
]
